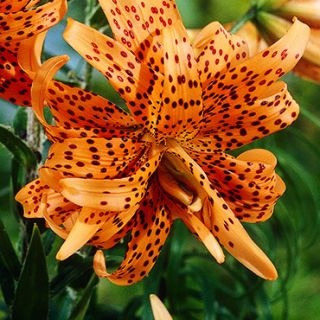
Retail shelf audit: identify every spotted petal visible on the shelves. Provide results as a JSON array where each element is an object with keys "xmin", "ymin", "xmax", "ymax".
[
  {"xmin": 58, "ymin": 146, "xmax": 164, "ymax": 210},
  {"xmin": 200, "ymin": 19, "xmax": 309, "ymax": 149},
  {"xmin": 193, "ymin": 22, "xmax": 249, "ymax": 86},
  {"xmin": 44, "ymin": 137, "xmax": 147, "ymax": 179},
  {"xmin": 167, "ymin": 140, "xmax": 278, "ymax": 280},
  {"xmin": 99, "ymin": 0, "xmax": 181, "ymax": 57},
  {"xmin": 156, "ymin": 20, "xmax": 202, "ymax": 140},
  {"xmin": 185, "ymin": 147, "xmax": 285, "ymax": 222},
  {"xmin": 63, "ymin": 18, "xmax": 163, "ymax": 134},
  {"xmin": 93, "ymin": 183, "xmax": 172, "ymax": 285},
  {"xmin": 0, "ymin": 1, "xmax": 37, "ymax": 12},
  {"xmin": 56, "ymin": 207, "xmax": 110, "ymax": 260},
  {"xmin": 46, "ymin": 81, "xmax": 137, "ymax": 131},
  {"xmin": 0, "ymin": 47, "xmax": 32, "ymax": 106},
  {"xmin": 15, "ymin": 178, "xmax": 49, "ymax": 218},
  {"xmin": 0, "ymin": 0, "xmax": 67, "ymax": 42}
]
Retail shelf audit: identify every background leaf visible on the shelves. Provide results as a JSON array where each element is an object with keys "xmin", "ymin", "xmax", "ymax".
[
  {"xmin": 0, "ymin": 125, "xmax": 37, "ymax": 170},
  {"xmin": 12, "ymin": 225, "xmax": 49, "ymax": 320}
]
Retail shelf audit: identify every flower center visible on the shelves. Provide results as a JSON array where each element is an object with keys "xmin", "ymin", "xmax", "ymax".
[{"xmin": 158, "ymin": 146, "xmax": 205, "ymax": 213}]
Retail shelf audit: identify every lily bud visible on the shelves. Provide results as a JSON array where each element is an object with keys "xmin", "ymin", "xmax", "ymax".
[
  {"xmin": 276, "ymin": 0, "xmax": 320, "ymax": 28},
  {"xmin": 257, "ymin": 0, "xmax": 290, "ymax": 10}
]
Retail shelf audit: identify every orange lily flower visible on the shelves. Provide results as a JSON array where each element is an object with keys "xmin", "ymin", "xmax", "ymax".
[
  {"xmin": 254, "ymin": 0, "xmax": 320, "ymax": 82},
  {"xmin": 16, "ymin": 0, "xmax": 309, "ymax": 285},
  {"xmin": 0, "ymin": 0, "xmax": 67, "ymax": 106}
]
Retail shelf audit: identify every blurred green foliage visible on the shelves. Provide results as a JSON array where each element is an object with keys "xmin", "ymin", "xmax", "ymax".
[{"xmin": 0, "ymin": 0, "xmax": 319, "ymax": 319}]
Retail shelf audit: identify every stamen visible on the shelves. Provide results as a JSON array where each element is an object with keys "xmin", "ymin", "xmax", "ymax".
[
  {"xmin": 158, "ymin": 165, "xmax": 193, "ymax": 207},
  {"xmin": 159, "ymin": 149, "xmax": 206, "ymax": 212}
]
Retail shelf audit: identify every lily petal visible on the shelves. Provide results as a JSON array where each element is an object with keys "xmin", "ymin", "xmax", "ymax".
[
  {"xmin": 201, "ymin": 19, "xmax": 309, "ymax": 144},
  {"xmin": 56, "ymin": 207, "xmax": 109, "ymax": 260},
  {"xmin": 91, "ymin": 204, "xmax": 139, "ymax": 246},
  {"xmin": 17, "ymin": 31, "xmax": 47, "ymax": 78},
  {"xmin": 167, "ymin": 140, "xmax": 278, "ymax": 280},
  {"xmin": 198, "ymin": 81, "xmax": 299, "ymax": 151},
  {"xmin": 193, "ymin": 22, "xmax": 249, "ymax": 86},
  {"xmin": 0, "ymin": 47, "xmax": 32, "ymax": 106},
  {"xmin": 99, "ymin": 0, "xmax": 181, "ymax": 57},
  {"xmin": 185, "ymin": 146, "xmax": 285, "ymax": 222},
  {"xmin": 44, "ymin": 137, "xmax": 147, "ymax": 179},
  {"xmin": 59, "ymin": 146, "xmax": 164, "ymax": 210},
  {"xmin": 0, "ymin": 1, "xmax": 37, "ymax": 12},
  {"xmin": 171, "ymin": 198, "xmax": 225, "ymax": 263},
  {"xmin": 156, "ymin": 20, "xmax": 202, "ymax": 140},
  {"xmin": 46, "ymin": 81, "xmax": 137, "ymax": 131},
  {"xmin": 93, "ymin": 183, "xmax": 171, "ymax": 285},
  {"xmin": 15, "ymin": 178, "xmax": 49, "ymax": 218},
  {"xmin": 63, "ymin": 18, "xmax": 163, "ymax": 133},
  {"xmin": 0, "ymin": 0, "xmax": 67, "ymax": 42},
  {"xmin": 32, "ymin": 54, "xmax": 136, "ymax": 141}
]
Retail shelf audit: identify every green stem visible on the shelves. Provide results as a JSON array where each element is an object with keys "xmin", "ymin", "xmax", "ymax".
[
  {"xmin": 230, "ymin": 5, "xmax": 258, "ymax": 34},
  {"xmin": 26, "ymin": 108, "xmax": 42, "ymax": 181}
]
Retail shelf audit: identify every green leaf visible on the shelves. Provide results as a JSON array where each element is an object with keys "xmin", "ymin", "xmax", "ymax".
[
  {"xmin": 0, "ymin": 218, "xmax": 21, "ymax": 280},
  {"xmin": 12, "ymin": 225, "xmax": 49, "ymax": 320},
  {"xmin": 0, "ymin": 125, "xmax": 37, "ymax": 170},
  {"xmin": 69, "ymin": 273, "xmax": 98, "ymax": 320}
]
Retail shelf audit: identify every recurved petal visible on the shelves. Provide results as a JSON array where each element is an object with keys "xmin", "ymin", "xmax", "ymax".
[
  {"xmin": 40, "ymin": 190, "xmax": 80, "ymax": 240},
  {"xmin": 59, "ymin": 146, "xmax": 164, "ymax": 210},
  {"xmin": 0, "ymin": 1, "xmax": 34, "ymax": 12},
  {"xmin": 172, "ymin": 199, "xmax": 225, "ymax": 263},
  {"xmin": 93, "ymin": 219, "xmax": 134, "ymax": 249},
  {"xmin": 93, "ymin": 183, "xmax": 172, "ymax": 285},
  {"xmin": 185, "ymin": 147, "xmax": 285, "ymax": 223},
  {"xmin": 0, "ymin": 47, "xmax": 32, "ymax": 106},
  {"xmin": 257, "ymin": 12, "xmax": 320, "ymax": 67},
  {"xmin": 17, "ymin": 31, "xmax": 47, "ymax": 78},
  {"xmin": 198, "ymin": 81, "xmax": 299, "ymax": 151},
  {"xmin": 0, "ymin": 0, "xmax": 67, "ymax": 42},
  {"xmin": 193, "ymin": 22, "xmax": 249, "ymax": 86},
  {"xmin": 46, "ymin": 81, "xmax": 137, "ymax": 130},
  {"xmin": 56, "ymin": 207, "xmax": 109, "ymax": 260},
  {"xmin": 202, "ymin": 18, "xmax": 309, "ymax": 130},
  {"xmin": 99, "ymin": 0, "xmax": 181, "ymax": 57},
  {"xmin": 209, "ymin": 191, "xmax": 278, "ymax": 280},
  {"xmin": 31, "ymin": 54, "xmax": 134, "ymax": 141},
  {"xmin": 63, "ymin": 18, "xmax": 163, "ymax": 134},
  {"xmin": 167, "ymin": 140, "xmax": 278, "ymax": 280},
  {"xmin": 90, "ymin": 204, "xmax": 139, "ymax": 246},
  {"xmin": 15, "ymin": 178, "xmax": 49, "ymax": 218},
  {"xmin": 156, "ymin": 20, "xmax": 202, "ymax": 140},
  {"xmin": 43, "ymin": 137, "xmax": 147, "ymax": 179}
]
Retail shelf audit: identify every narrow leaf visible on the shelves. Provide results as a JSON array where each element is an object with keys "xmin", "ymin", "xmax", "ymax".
[
  {"xmin": 12, "ymin": 225, "xmax": 49, "ymax": 320},
  {"xmin": 0, "ymin": 218, "xmax": 21, "ymax": 280},
  {"xmin": 0, "ymin": 261, "xmax": 15, "ymax": 306}
]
